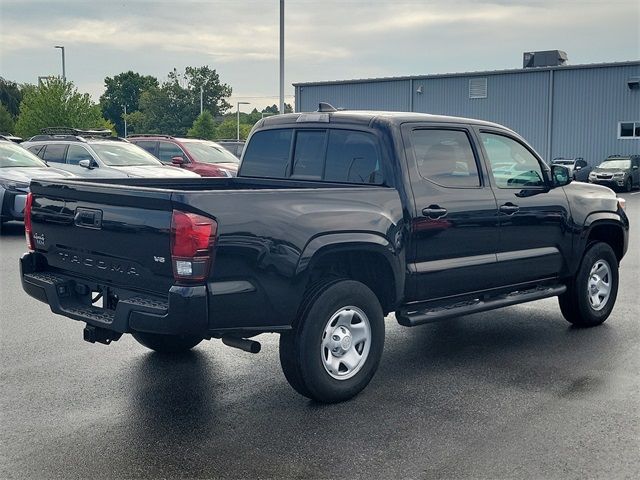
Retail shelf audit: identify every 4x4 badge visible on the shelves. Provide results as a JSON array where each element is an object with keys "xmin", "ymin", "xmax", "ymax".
[{"xmin": 33, "ymin": 233, "xmax": 45, "ymax": 246}]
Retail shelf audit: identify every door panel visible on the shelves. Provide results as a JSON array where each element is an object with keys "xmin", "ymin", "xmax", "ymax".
[
  {"xmin": 477, "ymin": 130, "xmax": 571, "ymax": 285},
  {"xmin": 402, "ymin": 125, "xmax": 500, "ymax": 301}
]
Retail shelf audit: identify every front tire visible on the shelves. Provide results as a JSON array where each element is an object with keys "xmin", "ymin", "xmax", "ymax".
[
  {"xmin": 132, "ymin": 332, "xmax": 203, "ymax": 353},
  {"xmin": 559, "ymin": 242, "xmax": 619, "ymax": 327},
  {"xmin": 279, "ymin": 280, "xmax": 385, "ymax": 403}
]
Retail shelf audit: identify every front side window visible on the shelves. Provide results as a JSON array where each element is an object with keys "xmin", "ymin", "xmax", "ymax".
[
  {"xmin": 158, "ymin": 142, "xmax": 186, "ymax": 162},
  {"xmin": 481, "ymin": 132, "xmax": 545, "ymax": 188},
  {"xmin": 410, "ymin": 129, "xmax": 480, "ymax": 187},
  {"xmin": 66, "ymin": 145, "xmax": 92, "ymax": 165},
  {"xmin": 42, "ymin": 144, "xmax": 67, "ymax": 163}
]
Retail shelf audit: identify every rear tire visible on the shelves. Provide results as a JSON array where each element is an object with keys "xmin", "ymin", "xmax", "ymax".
[
  {"xmin": 558, "ymin": 242, "xmax": 619, "ymax": 327},
  {"xmin": 132, "ymin": 332, "xmax": 202, "ymax": 353},
  {"xmin": 279, "ymin": 280, "xmax": 385, "ymax": 403}
]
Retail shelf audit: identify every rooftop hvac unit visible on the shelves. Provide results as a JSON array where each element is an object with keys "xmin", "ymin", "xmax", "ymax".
[{"xmin": 523, "ymin": 50, "xmax": 568, "ymax": 68}]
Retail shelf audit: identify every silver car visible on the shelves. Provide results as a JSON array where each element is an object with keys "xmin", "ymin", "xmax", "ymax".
[
  {"xmin": 0, "ymin": 139, "xmax": 74, "ymax": 227},
  {"xmin": 22, "ymin": 134, "xmax": 200, "ymax": 179}
]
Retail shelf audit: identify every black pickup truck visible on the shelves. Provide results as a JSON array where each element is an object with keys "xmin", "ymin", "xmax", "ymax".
[{"xmin": 20, "ymin": 107, "xmax": 629, "ymax": 403}]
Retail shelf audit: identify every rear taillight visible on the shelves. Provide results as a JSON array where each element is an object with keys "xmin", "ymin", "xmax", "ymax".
[
  {"xmin": 170, "ymin": 210, "xmax": 217, "ymax": 283},
  {"xmin": 24, "ymin": 192, "xmax": 34, "ymax": 251}
]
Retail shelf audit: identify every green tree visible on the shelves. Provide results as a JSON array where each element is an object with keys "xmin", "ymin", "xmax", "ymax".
[
  {"xmin": 215, "ymin": 118, "xmax": 251, "ymax": 140},
  {"xmin": 100, "ymin": 71, "xmax": 158, "ymax": 136},
  {"xmin": 15, "ymin": 78, "xmax": 112, "ymax": 138},
  {"xmin": 0, "ymin": 77, "xmax": 23, "ymax": 118},
  {"xmin": 0, "ymin": 103, "xmax": 15, "ymax": 133},
  {"xmin": 187, "ymin": 111, "xmax": 216, "ymax": 139},
  {"xmin": 171, "ymin": 66, "xmax": 232, "ymax": 117},
  {"xmin": 261, "ymin": 103, "xmax": 293, "ymax": 115}
]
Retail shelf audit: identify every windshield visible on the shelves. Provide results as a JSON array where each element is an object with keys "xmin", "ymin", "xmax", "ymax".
[
  {"xmin": 553, "ymin": 159, "xmax": 574, "ymax": 165},
  {"xmin": 91, "ymin": 143, "xmax": 163, "ymax": 166},
  {"xmin": 182, "ymin": 141, "xmax": 240, "ymax": 165},
  {"xmin": 598, "ymin": 159, "xmax": 630, "ymax": 169},
  {"xmin": 0, "ymin": 142, "xmax": 47, "ymax": 168}
]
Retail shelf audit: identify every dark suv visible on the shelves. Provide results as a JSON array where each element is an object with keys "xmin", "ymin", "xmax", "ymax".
[
  {"xmin": 128, "ymin": 135, "xmax": 239, "ymax": 177},
  {"xmin": 588, "ymin": 155, "xmax": 640, "ymax": 192}
]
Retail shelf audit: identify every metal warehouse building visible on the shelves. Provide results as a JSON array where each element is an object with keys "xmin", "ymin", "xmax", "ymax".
[{"xmin": 294, "ymin": 55, "xmax": 640, "ymax": 165}]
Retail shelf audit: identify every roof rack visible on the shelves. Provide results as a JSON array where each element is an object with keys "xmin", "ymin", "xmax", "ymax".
[
  {"xmin": 28, "ymin": 127, "xmax": 125, "ymax": 143},
  {"xmin": 126, "ymin": 134, "xmax": 175, "ymax": 139},
  {"xmin": 0, "ymin": 133, "xmax": 23, "ymax": 143}
]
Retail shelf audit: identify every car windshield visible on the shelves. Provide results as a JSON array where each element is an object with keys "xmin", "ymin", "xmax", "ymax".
[
  {"xmin": 0, "ymin": 142, "xmax": 47, "ymax": 168},
  {"xmin": 553, "ymin": 159, "xmax": 575, "ymax": 165},
  {"xmin": 182, "ymin": 141, "xmax": 240, "ymax": 164},
  {"xmin": 91, "ymin": 142, "xmax": 163, "ymax": 166},
  {"xmin": 599, "ymin": 160, "xmax": 630, "ymax": 169}
]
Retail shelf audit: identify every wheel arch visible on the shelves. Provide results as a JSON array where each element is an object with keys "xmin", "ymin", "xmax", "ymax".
[{"xmin": 296, "ymin": 233, "xmax": 405, "ymax": 315}]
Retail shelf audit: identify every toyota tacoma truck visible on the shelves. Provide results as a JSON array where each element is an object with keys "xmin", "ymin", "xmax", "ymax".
[{"xmin": 20, "ymin": 105, "xmax": 629, "ymax": 403}]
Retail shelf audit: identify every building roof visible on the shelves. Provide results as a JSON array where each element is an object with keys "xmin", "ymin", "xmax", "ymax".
[{"xmin": 292, "ymin": 60, "xmax": 640, "ymax": 87}]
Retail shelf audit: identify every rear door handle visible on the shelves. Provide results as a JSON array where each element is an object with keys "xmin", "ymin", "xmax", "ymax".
[
  {"xmin": 422, "ymin": 205, "xmax": 448, "ymax": 219},
  {"xmin": 499, "ymin": 203, "xmax": 519, "ymax": 215}
]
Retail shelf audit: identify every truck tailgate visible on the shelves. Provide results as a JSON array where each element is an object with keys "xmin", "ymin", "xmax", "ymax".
[{"xmin": 28, "ymin": 180, "xmax": 176, "ymax": 295}]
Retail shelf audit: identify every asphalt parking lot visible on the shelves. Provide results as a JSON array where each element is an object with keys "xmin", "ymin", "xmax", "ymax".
[{"xmin": 1, "ymin": 192, "xmax": 638, "ymax": 479}]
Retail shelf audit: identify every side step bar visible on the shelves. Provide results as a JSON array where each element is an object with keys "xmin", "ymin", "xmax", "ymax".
[{"xmin": 397, "ymin": 284, "xmax": 567, "ymax": 327}]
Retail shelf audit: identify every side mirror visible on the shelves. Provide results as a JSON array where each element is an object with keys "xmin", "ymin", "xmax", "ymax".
[
  {"xmin": 171, "ymin": 156, "xmax": 186, "ymax": 165},
  {"xmin": 551, "ymin": 165, "xmax": 571, "ymax": 187},
  {"xmin": 78, "ymin": 159, "xmax": 95, "ymax": 169},
  {"xmin": 633, "ymin": 165, "xmax": 638, "ymax": 170},
  {"xmin": 575, "ymin": 165, "xmax": 582, "ymax": 170}
]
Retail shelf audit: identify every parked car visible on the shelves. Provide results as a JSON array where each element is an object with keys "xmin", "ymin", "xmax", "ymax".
[
  {"xmin": 588, "ymin": 155, "xmax": 640, "ymax": 192},
  {"xmin": 22, "ymin": 129, "xmax": 200, "ymax": 179},
  {"xmin": 0, "ymin": 137, "xmax": 74, "ymax": 228},
  {"xmin": 0, "ymin": 133, "xmax": 23, "ymax": 143},
  {"xmin": 551, "ymin": 157, "xmax": 591, "ymax": 182},
  {"xmin": 20, "ymin": 107, "xmax": 629, "ymax": 403},
  {"xmin": 127, "ymin": 135, "xmax": 238, "ymax": 177},
  {"xmin": 216, "ymin": 140, "xmax": 245, "ymax": 159}
]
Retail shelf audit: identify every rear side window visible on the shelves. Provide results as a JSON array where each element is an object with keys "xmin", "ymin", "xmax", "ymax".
[
  {"xmin": 134, "ymin": 141, "xmax": 158, "ymax": 157},
  {"xmin": 241, "ymin": 129, "xmax": 293, "ymax": 178},
  {"xmin": 325, "ymin": 130, "xmax": 382, "ymax": 184},
  {"xmin": 410, "ymin": 129, "xmax": 480, "ymax": 187},
  {"xmin": 41, "ymin": 144, "xmax": 67, "ymax": 163},
  {"xmin": 27, "ymin": 145, "xmax": 44, "ymax": 157}
]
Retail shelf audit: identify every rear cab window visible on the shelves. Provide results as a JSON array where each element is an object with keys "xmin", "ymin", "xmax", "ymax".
[{"xmin": 240, "ymin": 128, "xmax": 384, "ymax": 185}]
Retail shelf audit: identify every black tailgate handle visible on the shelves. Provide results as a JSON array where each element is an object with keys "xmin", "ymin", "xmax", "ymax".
[{"xmin": 74, "ymin": 208, "xmax": 103, "ymax": 229}]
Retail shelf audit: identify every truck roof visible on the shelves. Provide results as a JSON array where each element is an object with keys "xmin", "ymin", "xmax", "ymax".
[{"xmin": 260, "ymin": 110, "xmax": 513, "ymax": 132}]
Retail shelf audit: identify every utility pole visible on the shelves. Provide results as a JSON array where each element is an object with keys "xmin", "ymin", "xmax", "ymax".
[
  {"xmin": 123, "ymin": 104, "xmax": 127, "ymax": 138},
  {"xmin": 200, "ymin": 86, "xmax": 204, "ymax": 115},
  {"xmin": 279, "ymin": 0, "xmax": 285, "ymax": 114},
  {"xmin": 54, "ymin": 46, "xmax": 66, "ymax": 81}
]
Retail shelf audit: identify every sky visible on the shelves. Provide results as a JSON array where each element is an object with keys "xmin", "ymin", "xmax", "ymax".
[{"xmin": 1, "ymin": 0, "xmax": 639, "ymax": 112}]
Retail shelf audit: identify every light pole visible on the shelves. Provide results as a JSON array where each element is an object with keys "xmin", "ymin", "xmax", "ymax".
[
  {"xmin": 279, "ymin": 0, "xmax": 285, "ymax": 115},
  {"xmin": 54, "ymin": 46, "xmax": 65, "ymax": 81},
  {"xmin": 236, "ymin": 101, "xmax": 250, "ymax": 141},
  {"xmin": 200, "ymin": 86, "xmax": 204, "ymax": 115},
  {"xmin": 123, "ymin": 104, "xmax": 128, "ymax": 138}
]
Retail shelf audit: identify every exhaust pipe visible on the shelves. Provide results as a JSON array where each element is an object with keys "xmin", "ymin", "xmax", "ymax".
[{"xmin": 222, "ymin": 336, "xmax": 261, "ymax": 354}]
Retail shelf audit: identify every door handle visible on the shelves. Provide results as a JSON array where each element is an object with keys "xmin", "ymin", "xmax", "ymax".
[
  {"xmin": 499, "ymin": 203, "xmax": 519, "ymax": 215},
  {"xmin": 422, "ymin": 205, "xmax": 448, "ymax": 219}
]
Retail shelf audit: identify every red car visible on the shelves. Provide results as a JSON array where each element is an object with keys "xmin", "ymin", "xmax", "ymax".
[{"xmin": 127, "ymin": 135, "xmax": 239, "ymax": 177}]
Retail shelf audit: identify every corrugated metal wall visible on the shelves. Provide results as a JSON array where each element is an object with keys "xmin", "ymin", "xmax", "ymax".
[
  {"xmin": 411, "ymin": 71, "xmax": 549, "ymax": 157},
  {"xmin": 296, "ymin": 79, "xmax": 411, "ymax": 113},
  {"xmin": 552, "ymin": 65, "xmax": 640, "ymax": 163},
  {"xmin": 296, "ymin": 63, "xmax": 640, "ymax": 165}
]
